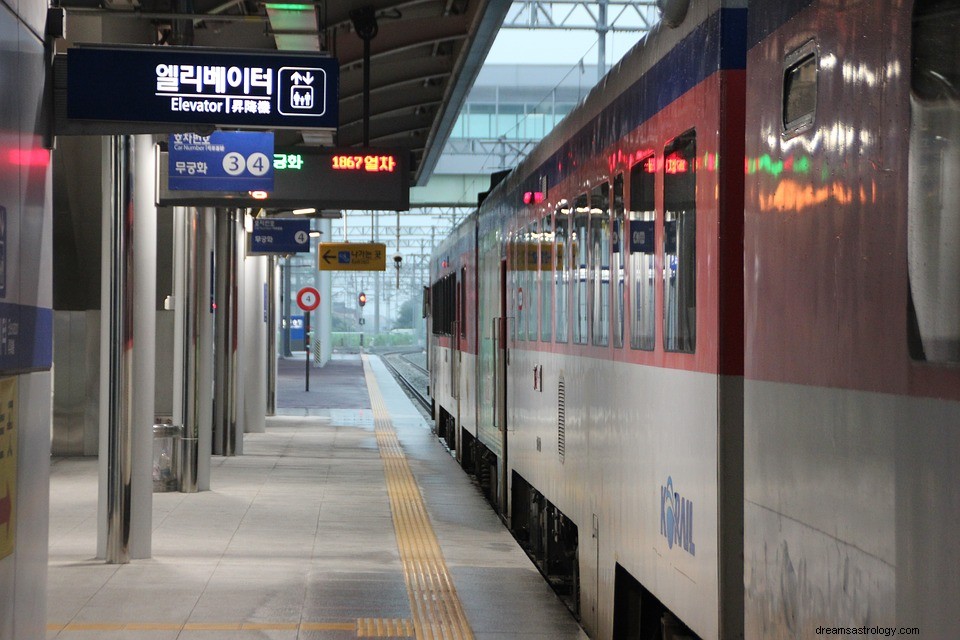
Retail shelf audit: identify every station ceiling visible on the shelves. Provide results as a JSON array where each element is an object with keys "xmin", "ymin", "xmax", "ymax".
[{"xmin": 59, "ymin": 0, "xmax": 513, "ymax": 185}]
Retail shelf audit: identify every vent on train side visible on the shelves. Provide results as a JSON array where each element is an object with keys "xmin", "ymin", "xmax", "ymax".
[{"xmin": 558, "ymin": 376, "xmax": 566, "ymax": 463}]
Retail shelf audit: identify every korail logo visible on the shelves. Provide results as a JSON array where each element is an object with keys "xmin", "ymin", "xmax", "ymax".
[{"xmin": 660, "ymin": 476, "xmax": 695, "ymax": 556}]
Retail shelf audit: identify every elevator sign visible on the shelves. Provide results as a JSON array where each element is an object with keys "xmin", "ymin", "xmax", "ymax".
[{"xmin": 66, "ymin": 46, "xmax": 338, "ymax": 129}]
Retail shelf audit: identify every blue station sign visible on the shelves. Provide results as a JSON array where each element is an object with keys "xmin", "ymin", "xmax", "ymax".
[
  {"xmin": 249, "ymin": 218, "xmax": 311, "ymax": 255},
  {"xmin": 169, "ymin": 132, "xmax": 274, "ymax": 191},
  {"xmin": 67, "ymin": 46, "xmax": 339, "ymax": 129}
]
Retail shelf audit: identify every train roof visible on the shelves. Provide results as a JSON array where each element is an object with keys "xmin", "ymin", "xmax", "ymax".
[{"xmin": 481, "ymin": 0, "xmax": 745, "ymax": 211}]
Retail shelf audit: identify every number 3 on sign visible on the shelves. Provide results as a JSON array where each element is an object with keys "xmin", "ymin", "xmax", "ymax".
[{"xmin": 223, "ymin": 152, "xmax": 245, "ymax": 176}]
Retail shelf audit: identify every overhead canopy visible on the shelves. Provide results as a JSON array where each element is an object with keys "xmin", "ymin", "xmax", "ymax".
[{"xmin": 58, "ymin": 0, "xmax": 512, "ymax": 185}]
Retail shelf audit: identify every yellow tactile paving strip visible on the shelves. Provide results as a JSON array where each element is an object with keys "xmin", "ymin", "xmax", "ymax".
[
  {"xmin": 362, "ymin": 355, "xmax": 475, "ymax": 640},
  {"xmin": 48, "ymin": 620, "xmax": 411, "ymax": 634}
]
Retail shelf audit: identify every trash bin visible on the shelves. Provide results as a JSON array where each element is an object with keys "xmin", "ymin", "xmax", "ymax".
[{"xmin": 152, "ymin": 424, "xmax": 182, "ymax": 492}]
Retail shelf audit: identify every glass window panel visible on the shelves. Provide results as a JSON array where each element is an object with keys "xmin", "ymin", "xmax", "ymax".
[
  {"xmin": 541, "ymin": 213, "xmax": 553, "ymax": 342},
  {"xmin": 516, "ymin": 229, "xmax": 526, "ymax": 341},
  {"xmin": 590, "ymin": 183, "xmax": 610, "ymax": 347},
  {"xmin": 555, "ymin": 205, "xmax": 570, "ymax": 343},
  {"xmin": 783, "ymin": 49, "xmax": 817, "ymax": 132},
  {"xmin": 630, "ymin": 155, "xmax": 656, "ymax": 350},
  {"xmin": 663, "ymin": 131, "xmax": 697, "ymax": 353},
  {"xmin": 573, "ymin": 194, "xmax": 589, "ymax": 345},
  {"xmin": 612, "ymin": 174, "xmax": 626, "ymax": 348},
  {"xmin": 527, "ymin": 223, "xmax": 538, "ymax": 341},
  {"xmin": 908, "ymin": 0, "xmax": 960, "ymax": 362}
]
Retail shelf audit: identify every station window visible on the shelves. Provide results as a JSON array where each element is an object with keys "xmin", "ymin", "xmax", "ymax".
[
  {"xmin": 541, "ymin": 213, "xmax": 554, "ymax": 342},
  {"xmin": 590, "ymin": 183, "xmax": 610, "ymax": 347},
  {"xmin": 555, "ymin": 203, "xmax": 570, "ymax": 343},
  {"xmin": 630, "ymin": 155, "xmax": 656, "ymax": 351},
  {"xmin": 663, "ymin": 131, "xmax": 697, "ymax": 354},
  {"xmin": 782, "ymin": 41, "xmax": 817, "ymax": 136},
  {"xmin": 612, "ymin": 174, "xmax": 625, "ymax": 348},
  {"xmin": 908, "ymin": 0, "xmax": 960, "ymax": 363},
  {"xmin": 572, "ymin": 194, "xmax": 590, "ymax": 345}
]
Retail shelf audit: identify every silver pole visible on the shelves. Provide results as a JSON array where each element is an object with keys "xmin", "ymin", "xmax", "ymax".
[
  {"xmin": 597, "ymin": 0, "xmax": 608, "ymax": 81},
  {"xmin": 266, "ymin": 255, "xmax": 278, "ymax": 415},
  {"xmin": 282, "ymin": 256, "xmax": 292, "ymax": 356},
  {"xmin": 179, "ymin": 206, "xmax": 206, "ymax": 490},
  {"xmin": 213, "ymin": 208, "xmax": 240, "ymax": 456},
  {"xmin": 374, "ymin": 210, "xmax": 380, "ymax": 336},
  {"xmin": 106, "ymin": 135, "xmax": 134, "ymax": 564}
]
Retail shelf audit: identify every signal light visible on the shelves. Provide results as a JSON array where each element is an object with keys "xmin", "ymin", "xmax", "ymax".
[
  {"xmin": 358, "ymin": 292, "xmax": 367, "ymax": 307},
  {"xmin": 522, "ymin": 191, "xmax": 545, "ymax": 205}
]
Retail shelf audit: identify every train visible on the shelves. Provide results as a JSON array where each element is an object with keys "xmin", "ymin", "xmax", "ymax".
[{"xmin": 426, "ymin": 1, "xmax": 960, "ymax": 638}]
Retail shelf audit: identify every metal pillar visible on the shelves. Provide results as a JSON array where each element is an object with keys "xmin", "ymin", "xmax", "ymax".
[
  {"xmin": 213, "ymin": 209, "xmax": 241, "ymax": 456},
  {"xmin": 100, "ymin": 135, "xmax": 134, "ymax": 564},
  {"xmin": 318, "ymin": 218, "xmax": 333, "ymax": 365},
  {"xmin": 243, "ymin": 245, "xmax": 267, "ymax": 434},
  {"xmin": 282, "ymin": 256, "xmax": 292, "ymax": 356},
  {"xmin": 597, "ymin": 0, "xmax": 608, "ymax": 81},
  {"xmin": 98, "ymin": 135, "xmax": 155, "ymax": 562},
  {"xmin": 374, "ymin": 211, "xmax": 381, "ymax": 336},
  {"xmin": 174, "ymin": 206, "xmax": 213, "ymax": 491},
  {"xmin": 267, "ymin": 256, "xmax": 278, "ymax": 414}
]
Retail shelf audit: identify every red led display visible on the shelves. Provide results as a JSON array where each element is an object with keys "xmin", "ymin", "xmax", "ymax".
[{"xmin": 332, "ymin": 154, "xmax": 397, "ymax": 173}]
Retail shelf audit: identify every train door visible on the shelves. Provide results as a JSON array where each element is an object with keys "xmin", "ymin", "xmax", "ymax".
[
  {"xmin": 450, "ymin": 271, "xmax": 461, "ymax": 456},
  {"xmin": 493, "ymin": 258, "xmax": 509, "ymax": 516}
]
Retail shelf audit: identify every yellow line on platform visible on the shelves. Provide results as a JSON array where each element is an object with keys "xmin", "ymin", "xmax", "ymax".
[
  {"xmin": 49, "ymin": 619, "xmax": 419, "ymax": 636},
  {"xmin": 362, "ymin": 355, "xmax": 475, "ymax": 640}
]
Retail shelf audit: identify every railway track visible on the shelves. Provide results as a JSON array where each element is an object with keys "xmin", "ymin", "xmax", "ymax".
[{"xmin": 381, "ymin": 350, "xmax": 431, "ymax": 414}]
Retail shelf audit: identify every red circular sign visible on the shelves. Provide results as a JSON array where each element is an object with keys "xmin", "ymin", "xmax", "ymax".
[{"xmin": 297, "ymin": 286, "xmax": 321, "ymax": 311}]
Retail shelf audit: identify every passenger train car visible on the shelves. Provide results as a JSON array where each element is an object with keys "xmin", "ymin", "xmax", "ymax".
[{"xmin": 428, "ymin": 1, "xmax": 960, "ymax": 638}]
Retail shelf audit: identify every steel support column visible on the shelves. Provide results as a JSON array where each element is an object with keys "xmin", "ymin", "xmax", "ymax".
[{"xmin": 213, "ymin": 209, "xmax": 241, "ymax": 456}]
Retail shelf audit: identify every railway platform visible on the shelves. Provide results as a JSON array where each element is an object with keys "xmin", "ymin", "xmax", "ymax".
[{"xmin": 47, "ymin": 353, "xmax": 586, "ymax": 640}]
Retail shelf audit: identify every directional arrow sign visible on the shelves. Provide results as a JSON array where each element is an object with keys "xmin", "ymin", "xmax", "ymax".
[{"xmin": 318, "ymin": 242, "xmax": 387, "ymax": 271}]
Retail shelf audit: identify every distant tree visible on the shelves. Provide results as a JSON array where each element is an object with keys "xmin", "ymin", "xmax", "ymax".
[{"xmin": 394, "ymin": 297, "xmax": 417, "ymax": 329}]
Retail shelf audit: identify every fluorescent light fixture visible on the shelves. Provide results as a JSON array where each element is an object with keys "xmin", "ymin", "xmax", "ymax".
[
  {"xmin": 265, "ymin": 3, "xmax": 314, "ymax": 10},
  {"xmin": 309, "ymin": 230, "xmax": 322, "ymax": 237},
  {"xmin": 293, "ymin": 207, "xmax": 316, "ymax": 215}
]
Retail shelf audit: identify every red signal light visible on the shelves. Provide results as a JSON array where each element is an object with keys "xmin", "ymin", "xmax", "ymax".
[
  {"xmin": 522, "ymin": 191, "xmax": 545, "ymax": 205},
  {"xmin": 358, "ymin": 292, "xmax": 367, "ymax": 307}
]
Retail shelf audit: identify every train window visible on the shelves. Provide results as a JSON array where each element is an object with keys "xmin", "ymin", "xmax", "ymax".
[
  {"xmin": 509, "ymin": 231, "xmax": 518, "ymax": 342},
  {"xmin": 908, "ymin": 0, "xmax": 960, "ymax": 363},
  {"xmin": 663, "ymin": 131, "xmax": 697, "ymax": 354},
  {"xmin": 630, "ymin": 155, "xmax": 656, "ymax": 351},
  {"xmin": 527, "ymin": 222, "xmax": 539, "ymax": 342},
  {"xmin": 573, "ymin": 194, "xmax": 590, "ymax": 345},
  {"xmin": 540, "ymin": 213, "xmax": 554, "ymax": 342},
  {"xmin": 555, "ymin": 203, "xmax": 570, "ymax": 343},
  {"xmin": 430, "ymin": 272, "xmax": 457, "ymax": 336},
  {"xmin": 516, "ymin": 229, "xmax": 527, "ymax": 342},
  {"xmin": 460, "ymin": 268, "xmax": 467, "ymax": 338},
  {"xmin": 782, "ymin": 41, "xmax": 817, "ymax": 136},
  {"xmin": 590, "ymin": 183, "xmax": 611, "ymax": 346},
  {"xmin": 612, "ymin": 174, "xmax": 625, "ymax": 349}
]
